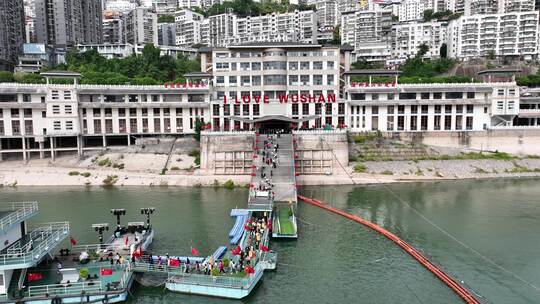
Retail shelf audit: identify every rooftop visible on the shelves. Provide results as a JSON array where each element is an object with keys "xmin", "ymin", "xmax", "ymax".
[
  {"xmin": 41, "ymin": 71, "xmax": 82, "ymax": 78},
  {"xmin": 345, "ymin": 69, "xmax": 402, "ymax": 76},
  {"xmin": 478, "ymin": 68, "xmax": 521, "ymax": 75}
]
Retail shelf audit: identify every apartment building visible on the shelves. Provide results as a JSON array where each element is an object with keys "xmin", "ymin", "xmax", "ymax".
[
  {"xmin": 34, "ymin": 0, "xmax": 103, "ymax": 47},
  {"xmin": 0, "ymin": 0, "xmax": 26, "ymax": 69},
  {"xmin": 397, "ymin": 0, "xmax": 433, "ymax": 22},
  {"xmin": 124, "ymin": 7, "xmax": 159, "ymax": 46},
  {"xmin": 447, "ymin": 11, "xmax": 539, "ymax": 60},
  {"xmin": 175, "ymin": 9, "xmax": 205, "ymax": 47},
  {"xmin": 158, "ymin": 23, "xmax": 177, "ymax": 46},
  {"xmin": 103, "ymin": 18, "xmax": 126, "ymax": 44},
  {"xmin": 391, "ymin": 21, "xmax": 447, "ymax": 59}
]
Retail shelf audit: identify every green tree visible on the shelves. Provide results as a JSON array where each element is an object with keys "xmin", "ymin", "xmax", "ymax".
[
  {"xmin": 439, "ymin": 43, "xmax": 448, "ymax": 58},
  {"xmin": 417, "ymin": 43, "xmax": 429, "ymax": 58},
  {"xmin": 0, "ymin": 71, "xmax": 14, "ymax": 82},
  {"xmin": 13, "ymin": 72, "xmax": 45, "ymax": 84},
  {"xmin": 332, "ymin": 25, "xmax": 341, "ymax": 45},
  {"xmin": 158, "ymin": 15, "xmax": 175, "ymax": 23},
  {"xmin": 486, "ymin": 50, "xmax": 496, "ymax": 60},
  {"xmin": 194, "ymin": 119, "xmax": 205, "ymax": 142},
  {"xmin": 423, "ymin": 9, "xmax": 434, "ymax": 21}
]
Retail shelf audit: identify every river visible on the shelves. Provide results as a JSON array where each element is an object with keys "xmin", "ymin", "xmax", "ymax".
[{"xmin": 1, "ymin": 179, "xmax": 539, "ymax": 303}]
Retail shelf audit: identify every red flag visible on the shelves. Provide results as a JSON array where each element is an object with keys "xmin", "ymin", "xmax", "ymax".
[
  {"xmin": 245, "ymin": 266, "xmax": 254, "ymax": 274},
  {"xmin": 169, "ymin": 258, "xmax": 180, "ymax": 267},
  {"xmin": 232, "ymin": 245, "xmax": 241, "ymax": 255},
  {"xmin": 259, "ymin": 244, "xmax": 269, "ymax": 252},
  {"xmin": 124, "ymin": 235, "xmax": 129, "ymax": 246},
  {"xmin": 28, "ymin": 273, "xmax": 43, "ymax": 281},
  {"xmin": 70, "ymin": 237, "xmax": 77, "ymax": 246},
  {"xmin": 100, "ymin": 268, "xmax": 113, "ymax": 276},
  {"xmin": 132, "ymin": 246, "xmax": 142, "ymax": 258},
  {"xmin": 191, "ymin": 247, "xmax": 199, "ymax": 256}
]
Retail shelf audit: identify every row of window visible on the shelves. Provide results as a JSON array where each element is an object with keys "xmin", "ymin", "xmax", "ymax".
[
  {"xmin": 82, "ymin": 117, "xmax": 194, "ymax": 134},
  {"xmin": 81, "ymin": 108, "xmax": 203, "ymax": 117},
  {"xmin": 216, "ymin": 51, "xmax": 336, "ymax": 59},
  {"xmin": 350, "ymin": 114, "xmax": 475, "ymax": 131},
  {"xmin": 0, "ymin": 120, "xmax": 33, "ymax": 135},
  {"xmin": 216, "ymin": 90, "xmax": 336, "ymax": 99},
  {"xmin": 351, "ymin": 92, "xmax": 480, "ymax": 101},
  {"xmin": 80, "ymin": 94, "xmax": 206, "ymax": 103},
  {"xmin": 216, "ymin": 74, "xmax": 335, "ymax": 86}
]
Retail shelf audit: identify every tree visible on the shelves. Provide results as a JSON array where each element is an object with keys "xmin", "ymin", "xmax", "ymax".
[
  {"xmin": 486, "ymin": 50, "xmax": 496, "ymax": 60},
  {"xmin": 417, "ymin": 43, "xmax": 429, "ymax": 58},
  {"xmin": 332, "ymin": 25, "xmax": 341, "ymax": 45},
  {"xmin": 439, "ymin": 43, "xmax": 448, "ymax": 58},
  {"xmin": 0, "ymin": 71, "xmax": 14, "ymax": 82},
  {"xmin": 158, "ymin": 15, "xmax": 175, "ymax": 23},
  {"xmin": 194, "ymin": 119, "xmax": 205, "ymax": 142},
  {"xmin": 423, "ymin": 9, "xmax": 434, "ymax": 21}
]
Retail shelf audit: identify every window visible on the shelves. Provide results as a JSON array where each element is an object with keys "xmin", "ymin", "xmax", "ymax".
[
  {"xmin": 421, "ymin": 105, "xmax": 428, "ymax": 114},
  {"xmin": 445, "ymin": 105, "xmax": 452, "ymax": 113},
  {"xmin": 253, "ymin": 104, "xmax": 260, "ymax": 116},
  {"xmin": 421, "ymin": 116, "xmax": 428, "ymax": 130},
  {"xmin": 217, "ymin": 76, "xmax": 224, "ymax": 85},
  {"xmin": 387, "ymin": 94, "xmax": 395, "ymax": 100},
  {"xmin": 300, "ymin": 62, "xmax": 309, "ymax": 70},
  {"xmin": 154, "ymin": 118, "xmax": 161, "ymax": 132},
  {"xmin": 467, "ymin": 92, "xmax": 475, "ymax": 99},
  {"xmin": 327, "ymin": 61, "xmax": 335, "ymax": 69},
  {"xmin": 434, "ymin": 116, "xmax": 441, "ymax": 130},
  {"xmin": 241, "ymin": 76, "xmax": 250, "ymax": 85},
  {"xmin": 23, "ymin": 94, "xmax": 31, "ymax": 102},
  {"xmin": 497, "ymin": 89, "xmax": 504, "ymax": 96},
  {"xmin": 23, "ymin": 109, "xmax": 32, "ymax": 118},
  {"xmin": 466, "ymin": 105, "xmax": 473, "ymax": 113},
  {"xmin": 11, "ymin": 121, "xmax": 20, "ymax": 134},
  {"xmin": 65, "ymin": 105, "xmax": 72, "ymax": 114},
  {"xmin": 152, "ymin": 95, "xmax": 159, "ymax": 102},
  {"xmin": 52, "ymin": 105, "xmax": 60, "ymax": 114},
  {"xmin": 53, "ymin": 121, "xmax": 61, "ymax": 130},
  {"xmin": 315, "ymin": 103, "xmax": 322, "ymax": 115},
  {"xmin": 411, "ymin": 105, "xmax": 418, "ymax": 114},
  {"xmin": 313, "ymin": 61, "xmax": 323, "ymax": 69},
  {"xmin": 289, "ymin": 62, "xmax": 298, "ymax": 70},
  {"xmin": 372, "ymin": 106, "xmax": 378, "ymax": 115},
  {"xmin": 509, "ymin": 89, "xmax": 516, "ymax": 96},
  {"xmin": 398, "ymin": 105, "xmax": 404, "ymax": 114},
  {"xmin": 313, "ymin": 75, "xmax": 323, "ymax": 85},
  {"xmin": 456, "ymin": 105, "xmax": 463, "ymax": 113},
  {"xmin": 410, "ymin": 116, "xmax": 417, "ymax": 131},
  {"xmin": 94, "ymin": 119, "xmax": 101, "ymax": 133},
  {"xmin": 351, "ymin": 93, "xmax": 365, "ymax": 101},
  {"xmin": 300, "ymin": 75, "xmax": 309, "ymax": 85},
  {"xmin": 445, "ymin": 92, "xmax": 463, "ymax": 99},
  {"xmin": 64, "ymin": 91, "xmax": 71, "ymax": 100},
  {"xmin": 325, "ymin": 104, "xmax": 332, "ymax": 115},
  {"xmin": 444, "ymin": 116, "xmax": 452, "ymax": 130},
  {"xmin": 455, "ymin": 115, "xmax": 462, "ymax": 130},
  {"xmin": 229, "ymin": 76, "xmax": 237, "ymax": 86},
  {"xmin": 421, "ymin": 93, "xmax": 430, "ymax": 99},
  {"xmin": 338, "ymin": 103, "xmax": 345, "ymax": 115},
  {"xmin": 129, "ymin": 95, "xmax": 138, "ymax": 102},
  {"xmin": 251, "ymin": 62, "xmax": 261, "ymax": 70},
  {"xmin": 303, "ymin": 104, "xmax": 310, "ymax": 115},
  {"xmin": 508, "ymin": 101, "xmax": 515, "ymax": 110},
  {"xmin": 433, "ymin": 92, "xmax": 442, "ymax": 99},
  {"xmin": 327, "ymin": 75, "xmax": 334, "ymax": 86},
  {"xmin": 399, "ymin": 93, "xmax": 416, "ymax": 100},
  {"xmin": 243, "ymin": 104, "xmax": 249, "ymax": 116},
  {"xmin": 66, "ymin": 121, "xmax": 73, "ymax": 130},
  {"xmin": 387, "ymin": 116, "xmax": 394, "ymax": 130},
  {"xmin": 497, "ymin": 101, "xmax": 504, "ymax": 110},
  {"xmin": 292, "ymin": 104, "xmax": 299, "ymax": 115},
  {"xmin": 51, "ymin": 90, "xmax": 59, "ymax": 100},
  {"xmin": 466, "ymin": 117, "xmax": 473, "ymax": 130},
  {"xmin": 119, "ymin": 108, "xmax": 126, "ymax": 117},
  {"xmin": 252, "ymin": 76, "xmax": 261, "ymax": 86},
  {"xmin": 130, "ymin": 108, "xmax": 137, "ymax": 116}
]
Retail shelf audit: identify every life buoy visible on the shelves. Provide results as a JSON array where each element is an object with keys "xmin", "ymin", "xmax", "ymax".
[{"xmin": 51, "ymin": 296, "xmax": 62, "ymax": 304}]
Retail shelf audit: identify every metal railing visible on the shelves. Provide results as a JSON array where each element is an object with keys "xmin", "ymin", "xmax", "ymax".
[
  {"xmin": 166, "ymin": 263, "xmax": 264, "ymax": 289},
  {"xmin": 28, "ymin": 281, "xmax": 102, "ymax": 298},
  {"xmin": 0, "ymin": 222, "xmax": 69, "ymax": 267},
  {"xmin": 0, "ymin": 202, "xmax": 38, "ymax": 232}
]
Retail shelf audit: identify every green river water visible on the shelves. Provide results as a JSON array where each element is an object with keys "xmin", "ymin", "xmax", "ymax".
[{"xmin": 1, "ymin": 179, "xmax": 539, "ymax": 303}]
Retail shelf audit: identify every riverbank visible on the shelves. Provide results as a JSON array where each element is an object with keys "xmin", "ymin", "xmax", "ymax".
[{"xmin": 2, "ymin": 157, "xmax": 540, "ymax": 187}]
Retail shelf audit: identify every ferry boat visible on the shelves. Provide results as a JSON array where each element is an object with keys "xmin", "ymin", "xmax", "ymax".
[{"xmin": 0, "ymin": 204, "xmax": 155, "ymax": 304}]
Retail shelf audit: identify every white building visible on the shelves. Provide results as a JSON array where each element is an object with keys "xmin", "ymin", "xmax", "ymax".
[
  {"xmin": 341, "ymin": 9, "xmax": 393, "ymax": 62},
  {"xmin": 398, "ymin": 0, "xmax": 432, "ymax": 22},
  {"xmin": 464, "ymin": 0, "xmax": 535, "ymax": 16},
  {"xmin": 392, "ymin": 21, "xmax": 447, "ymax": 59},
  {"xmin": 76, "ymin": 44, "xmax": 135, "ymax": 59},
  {"xmin": 153, "ymin": 0, "xmax": 178, "ymax": 13},
  {"xmin": 175, "ymin": 9, "xmax": 205, "ymax": 47},
  {"xmin": 447, "ymin": 11, "xmax": 539, "ymax": 60},
  {"xmin": 178, "ymin": 0, "xmax": 202, "ymax": 9},
  {"xmin": 158, "ymin": 23, "xmax": 177, "ymax": 46},
  {"xmin": 124, "ymin": 7, "xmax": 159, "ymax": 46},
  {"xmin": 105, "ymin": 0, "xmax": 137, "ymax": 13},
  {"xmin": 232, "ymin": 10, "xmax": 317, "ymax": 45}
]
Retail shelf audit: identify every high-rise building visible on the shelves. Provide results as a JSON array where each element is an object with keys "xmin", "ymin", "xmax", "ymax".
[
  {"xmin": 0, "ymin": 0, "xmax": 26, "ymax": 69},
  {"xmin": 34, "ymin": 0, "xmax": 103, "ymax": 47},
  {"xmin": 175, "ymin": 9, "xmax": 205, "ymax": 47},
  {"xmin": 178, "ymin": 0, "xmax": 202, "ymax": 9},
  {"xmin": 398, "ymin": 0, "xmax": 433, "ymax": 21},
  {"xmin": 391, "ymin": 21, "xmax": 448, "ymax": 59},
  {"xmin": 447, "ymin": 11, "xmax": 539, "ymax": 60},
  {"xmin": 102, "ymin": 18, "xmax": 126, "ymax": 44},
  {"xmin": 158, "ymin": 23, "xmax": 177, "ymax": 46},
  {"xmin": 154, "ymin": 0, "xmax": 178, "ymax": 13},
  {"xmin": 464, "ymin": 0, "xmax": 535, "ymax": 15},
  {"xmin": 124, "ymin": 7, "xmax": 159, "ymax": 46}
]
